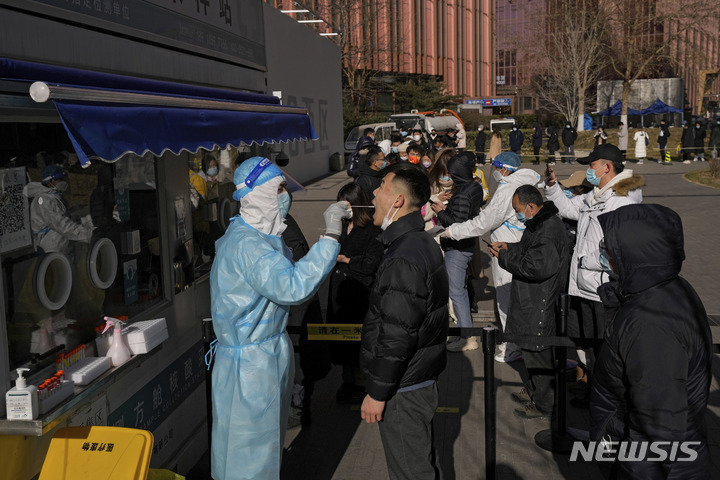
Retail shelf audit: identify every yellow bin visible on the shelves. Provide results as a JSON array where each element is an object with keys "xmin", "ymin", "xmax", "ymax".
[{"xmin": 39, "ymin": 426, "xmax": 153, "ymax": 480}]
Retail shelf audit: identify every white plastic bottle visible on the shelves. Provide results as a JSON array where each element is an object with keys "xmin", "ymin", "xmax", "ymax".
[
  {"xmin": 103, "ymin": 316, "xmax": 131, "ymax": 367},
  {"xmin": 6, "ymin": 368, "xmax": 38, "ymax": 420}
]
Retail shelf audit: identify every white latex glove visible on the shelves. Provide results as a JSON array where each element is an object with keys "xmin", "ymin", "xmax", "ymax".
[{"xmin": 323, "ymin": 201, "xmax": 352, "ymax": 237}]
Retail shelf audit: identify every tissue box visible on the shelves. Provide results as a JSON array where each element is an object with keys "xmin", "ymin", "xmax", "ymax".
[{"xmin": 121, "ymin": 230, "xmax": 141, "ymax": 255}]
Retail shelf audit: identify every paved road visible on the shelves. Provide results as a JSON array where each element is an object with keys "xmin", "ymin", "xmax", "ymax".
[{"xmin": 282, "ymin": 161, "xmax": 720, "ymax": 480}]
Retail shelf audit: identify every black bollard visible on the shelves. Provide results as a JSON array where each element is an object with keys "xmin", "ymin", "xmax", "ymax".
[
  {"xmin": 535, "ymin": 293, "xmax": 574, "ymax": 453},
  {"xmin": 482, "ymin": 326, "xmax": 497, "ymax": 480}
]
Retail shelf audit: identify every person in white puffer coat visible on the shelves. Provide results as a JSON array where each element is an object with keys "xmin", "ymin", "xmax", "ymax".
[
  {"xmin": 545, "ymin": 144, "xmax": 643, "ymax": 384},
  {"xmin": 440, "ymin": 152, "xmax": 541, "ymax": 362},
  {"xmin": 633, "ymin": 127, "xmax": 649, "ymax": 164}
]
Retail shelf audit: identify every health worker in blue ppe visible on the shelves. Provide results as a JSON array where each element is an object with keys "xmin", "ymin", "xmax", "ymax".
[{"xmin": 208, "ymin": 156, "xmax": 351, "ymax": 480}]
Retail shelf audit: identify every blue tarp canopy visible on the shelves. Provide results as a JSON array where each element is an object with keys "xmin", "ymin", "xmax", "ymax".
[
  {"xmin": 0, "ymin": 58, "xmax": 317, "ymax": 167},
  {"xmin": 597, "ymin": 100, "xmax": 643, "ymax": 116},
  {"xmin": 638, "ymin": 98, "xmax": 683, "ymax": 115}
]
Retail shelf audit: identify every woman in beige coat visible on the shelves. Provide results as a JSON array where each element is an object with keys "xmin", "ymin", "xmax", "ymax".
[{"xmin": 488, "ymin": 129, "xmax": 503, "ymax": 161}]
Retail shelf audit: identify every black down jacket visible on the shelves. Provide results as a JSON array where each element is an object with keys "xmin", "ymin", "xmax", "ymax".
[
  {"xmin": 437, "ymin": 153, "xmax": 485, "ymax": 252},
  {"xmin": 562, "ymin": 125, "xmax": 577, "ymax": 147},
  {"xmin": 360, "ymin": 212, "xmax": 449, "ymax": 401},
  {"xmin": 356, "ymin": 158, "xmax": 385, "ymax": 201},
  {"xmin": 591, "ymin": 204, "xmax": 712, "ymax": 480},
  {"xmin": 497, "ymin": 201, "xmax": 569, "ymax": 350}
]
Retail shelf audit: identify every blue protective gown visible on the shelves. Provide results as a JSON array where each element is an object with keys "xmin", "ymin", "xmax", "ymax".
[{"xmin": 209, "ymin": 217, "xmax": 339, "ymax": 480}]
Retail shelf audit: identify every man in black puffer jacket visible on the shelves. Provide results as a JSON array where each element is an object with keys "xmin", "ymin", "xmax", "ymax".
[
  {"xmin": 490, "ymin": 185, "xmax": 569, "ymax": 419},
  {"xmin": 591, "ymin": 204, "xmax": 712, "ymax": 479},
  {"xmin": 432, "ymin": 152, "xmax": 485, "ymax": 352},
  {"xmin": 360, "ymin": 162, "xmax": 448, "ymax": 480}
]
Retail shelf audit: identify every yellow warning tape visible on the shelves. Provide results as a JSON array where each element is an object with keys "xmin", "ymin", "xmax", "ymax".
[{"xmin": 307, "ymin": 323, "xmax": 362, "ymax": 341}]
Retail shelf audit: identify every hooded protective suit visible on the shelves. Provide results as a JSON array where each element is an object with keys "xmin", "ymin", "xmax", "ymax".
[
  {"xmin": 23, "ymin": 181, "xmax": 93, "ymax": 255},
  {"xmin": 209, "ymin": 157, "xmax": 340, "ymax": 480},
  {"xmin": 591, "ymin": 204, "xmax": 712, "ymax": 479}
]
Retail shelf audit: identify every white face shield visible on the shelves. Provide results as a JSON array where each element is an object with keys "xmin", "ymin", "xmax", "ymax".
[{"xmin": 238, "ymin": 176, "xmax": 286, "ymax": 236}]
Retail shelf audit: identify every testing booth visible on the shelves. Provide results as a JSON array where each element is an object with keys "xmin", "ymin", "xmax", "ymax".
[{"xmin": 0, "ymin": 1, "xmax": 342, "ymax": 478}]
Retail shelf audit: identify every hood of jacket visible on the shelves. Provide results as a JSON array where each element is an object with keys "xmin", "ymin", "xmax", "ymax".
[
  {"xmin": 610, "ymin": 173, "xmax": 644, "ymax": 196},
  {"xmin": 599, "ymin": 204, "xmax": 684, "ymax": 296},
  {"xmin": 447, "ymin": 153, "xmax": 475, "ymax": 186},
  {"xmin": 524, "ymin": 201, "xmax": 559, "ymax": 233},
  {"xmin": 356, "ymin": 136, "xmax": 376, "ymax": 152},
  {"xmin": 23, "ymin": 181, "xmax": 55, "ymax": 199},
  {"xmin": 499, "ymin": 168, "xmax": 542, "ymax": 188}
]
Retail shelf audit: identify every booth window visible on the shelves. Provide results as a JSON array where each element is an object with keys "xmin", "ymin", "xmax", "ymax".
[{"xmin": 1, "ymin": 122, "xmax": 164, "ymax": 372}]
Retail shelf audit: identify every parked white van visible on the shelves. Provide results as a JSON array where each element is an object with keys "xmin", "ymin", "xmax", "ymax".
[
  {"xmin": 489, "ymin": 118, "xmax": 517, "ymax": 131},
  {"xmin": 344, "ymin": 122, "xmax": 396, "ymax": 156}
]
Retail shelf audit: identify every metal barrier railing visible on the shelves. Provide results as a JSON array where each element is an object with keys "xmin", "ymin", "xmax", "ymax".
[{"xmin": 285, "ymin": 295, "xmax": 717, "ymax": 480}]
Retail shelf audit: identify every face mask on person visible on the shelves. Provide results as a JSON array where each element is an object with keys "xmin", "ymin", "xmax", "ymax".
[
  {"xmin": 413, "ymin": 135, "xmax": 421, "ymax": 141},
  {"xmin": 512, "ymin": 127, "xmax": 518, "ymax": 131},
  {"xmin": 400, "ymin": 155, "xmax": 408, "ymax": 162},
  {"xmin": 599, "ymin": 247, "xmax": 619, "ymax": 279},
  {"xmin": 563, "ymin": 189, "xmax": 574, "ymax": 198},
  {"xmin": 380, "ymin": 159, "xmax": 388, "ymax": 169},
  {"xmin": 391, "ymin": 147, "xmax": 399, "ymax": 154},
  {"xmin": 585, "ymin": 164, "xmax": 607, "ymax": 186},
  {"xmin": 515, "ymin": 205, "xmax": 531, "ymax": 223},
  {"xmin": 207, "ymin": 167, "xmax": 219, "ymax": 177},
  {"xmin": 408, "ymin": 155, "xmax": 420, "ymax": 164},
  {"xmin": 439, "ymin": 175, "xmax": 452, "ymax": 183},
  {"xmin": 401, "ymin": 131, "xmax": 408, "ymax": 137},
  {"xmin": 422, "ymin": 160, "xmax": 432, "ymax": 168},
  {"xmin": 492, "ymin": 169, "xmax": 505, "ymax": 183},
  {"xmin": 381, "ymin": 195, "xmax": 401, "ymax": 231},
  {"xmin": 278, "ymin": 191, "xmax": 291, "ymax": 218}
]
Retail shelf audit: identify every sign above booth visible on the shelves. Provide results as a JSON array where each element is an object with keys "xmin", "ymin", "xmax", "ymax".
[{"xmin": 5, "ymin": 0, "xmax": 265, "ymax": 68}]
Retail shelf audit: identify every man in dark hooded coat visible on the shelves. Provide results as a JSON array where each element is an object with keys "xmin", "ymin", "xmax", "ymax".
[{"xmin": 591, "ymin": 204, "xmax": 712, "ymax": 479}]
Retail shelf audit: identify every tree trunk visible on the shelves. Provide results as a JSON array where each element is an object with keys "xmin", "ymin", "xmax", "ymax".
[{"xmin": 621, "ymin": 81, "xmax": 631, "ymax": 127}]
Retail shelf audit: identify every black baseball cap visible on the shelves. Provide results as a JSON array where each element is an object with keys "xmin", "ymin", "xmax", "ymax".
[{"xmin": 578, "ymin": 144, "xmax": 624, "ymax": 165}]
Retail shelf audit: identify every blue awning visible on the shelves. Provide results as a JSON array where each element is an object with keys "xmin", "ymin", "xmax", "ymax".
[
  {"xmin": 638, "ymin": 98, "xmax": 683, "ymax": 115},
  {"xmin": 597, "ymin": 100, "xmax": 643, "ymax": 117},
  {"xmin": 0, "ymin": 58, "xmax": 316, "ymax": 167}
]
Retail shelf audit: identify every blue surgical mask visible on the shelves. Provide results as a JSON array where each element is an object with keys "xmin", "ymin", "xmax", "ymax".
[
  {"xmin": 585, "ymin": 167, "xmax": 606, "ymax": 186},
  {"xmin": 599, "ymin": 248, "xmax": 619, "ymax": 279},
  {"xmin": 391, "ymin": 147, "xmax": 399, "ymax": 153},
  {"xmin": 440, "ymin": 175, "xmax": 451, "ymax": 182},
  {"xmin": 563, "ymin": 189, "xmax": 574, "ymax": 198},
  {"xmin": 207, "ymin": 167, "xmax": 219, "ymax": 177},
  {"xmin": 515, "ymin": 205, "xmax": 531, "ymax": 224},
  {"xmin": 380, "ymin": 160, "xmax": 388, "ymax": 169},
  {"xmin": 278, "ymin": 191, "xmax": 291, "ymax": 218}
]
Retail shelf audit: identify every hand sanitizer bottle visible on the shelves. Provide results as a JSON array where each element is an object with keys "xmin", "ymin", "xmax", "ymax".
[
  {"xmin": 6, "ymin": 368, "xmax": 38, "ymax": 420},
  {"xmin": 103, "ymin": 316, "xmax": 131, "ymax": 367}
]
